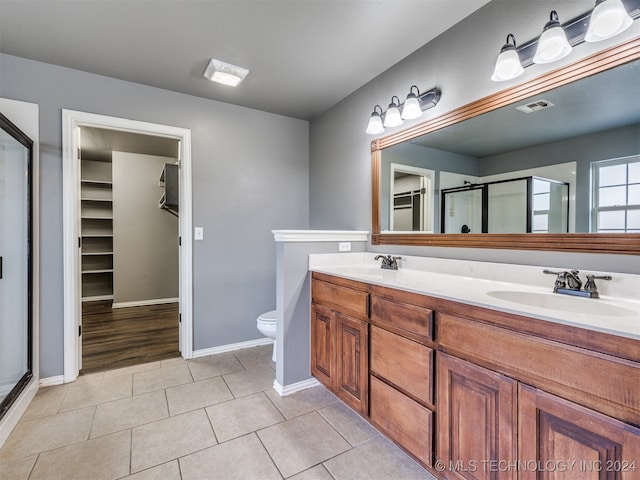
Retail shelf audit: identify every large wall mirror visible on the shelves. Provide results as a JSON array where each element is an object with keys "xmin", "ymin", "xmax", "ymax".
[{"xmin": 372, "ymin": 38, "xmax": 640, "ymax": 254}]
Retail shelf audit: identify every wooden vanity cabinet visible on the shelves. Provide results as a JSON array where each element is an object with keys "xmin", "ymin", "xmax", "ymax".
[
  {"xmin": 334, "ymin": 313, "xmax": 368, "ymax": 414},
  {"xmin": 369, "ymin": 289, "xmax": 436, "ymax": 467},
  {"xmin": 311, "ymin": 274, "xmax": 369, "ymax": 415},
  {"xmin": 437, "ymin": 312, "xmax": 640, "ymax": 480},
  {"xmin": 519, "ymin": 384, "xmax": 640, "ymax": 480},
  {"xmin": 310, "ymin": 272, "xmax": 640, "ymax": 479},
  {"xmin": 437, "ymin": 352, "xmax": 517, "ymax": 480}
]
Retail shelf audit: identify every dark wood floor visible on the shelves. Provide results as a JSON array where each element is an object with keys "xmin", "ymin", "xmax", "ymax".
[{"xmin": 81, "ymin": 301, "xmax": 180, "ymax": 374}]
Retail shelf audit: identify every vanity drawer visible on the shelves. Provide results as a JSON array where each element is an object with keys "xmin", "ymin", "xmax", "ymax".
[
  {"xmin": 370, "ymin": 325, "xmax": 433, "ymax": 406},
  {"xmin": 312, "ymin": 279, "xmax": 369, "ymax": 318},
  {"xmin": 370, "ymin": 296, "xmax": 433, "ymax": 345},
  {"xmin": 370, "ymin": 375, "xmax": 433, "ymax": 466},
  {"xmin": 438, "ymin": 313, "xmax": 640, "ymax": 425}
]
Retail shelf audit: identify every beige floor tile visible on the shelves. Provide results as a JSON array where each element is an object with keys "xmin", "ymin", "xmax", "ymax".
[
  {"xmin": 317, "ymin": 402, "xmax": 378, "ymax": 446},
  {"xmin": 187, "ymin": 352, "xmax": 244, "ymax": 381},
  {"xmin": 223, "ymin": 365, "xmax": 274, "ymax": 398},
  {"xmin": 258, "ymin": 411, "xmax": 350, "ymax": 478},
  {"xmin": 90, "ymin": 390, "xmax": 169, "ymax": 438},
  {"xmin": 120, "ymin": 460, "xmax": 181, "ymax": 480},
  {"xmin": 59, "ymin": 374, "xmax": 132, "ymax": 412},
  {"xmin": 74, "ymin": 371, "xmax": 105, "ymax": 385},
  {"xmin": 0, "ymin": 407, "xmax": 95, "ymax": 463},
  {"xmin": 131, "ymin": 408, "xmax": 216, "ymax": 473},
  {"xmin": 160, "ymin": 357, "xmax": 185, "ymax": 367},
  {"xmin": 205, "ymin": 392, "xmax": 284, "ymax": 442},
  {"xmin": 29, "ymin": 430, "xmax": 130, "ymax": 480},
  {"xmin": 290, "ymin": 464, "xmax": 335, "ymax": 480},
  {"xmin": 166, "ymin": 376, "xmax": 233, "ymax": 416},
  {"xmin": 233, "ymin": 344, "xmax": 274, "ymax": 369},
  {"xmin": 265, "ymin": 385, "xmax": 338, "ymax": 419},
  {"xmin": 324, "ymin": 436, "xmax": 435, "ymax": 480},
  {"xmin": 20, "ymin": 385, "xmax": 67, "ymax": 421},
  {"xmin": 132, "ymin": 363, "xmax": 192, "ymax": 395},
  {"xmin": 103, "ymin": 361, "xmax": 161, "ymax": 378},
  {"xmin": 0, "ymin": 455, "xmax": 37, "ymax": 480},
  {"xmin": 180, "ymin": 433, "xmax": 281, "ymax": 480}
]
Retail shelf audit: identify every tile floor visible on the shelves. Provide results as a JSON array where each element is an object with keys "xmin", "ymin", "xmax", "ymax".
[{"xmin": 0, "ymin": 345, "xmax": 435, "ymax": 480}]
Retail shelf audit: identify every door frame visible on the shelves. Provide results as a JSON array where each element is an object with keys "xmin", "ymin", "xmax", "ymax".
[{"xmin": 62, "ymin": 110, "xmax": 193, "ymax": 382}]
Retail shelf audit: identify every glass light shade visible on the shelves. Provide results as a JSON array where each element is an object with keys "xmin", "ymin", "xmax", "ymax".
[
  {"xmin": 533, "ymin": 26, "xmax": 572, "ymax": 64},
  {"xmin": 209, "ymin": 71, "xmax": 243, "ymax": 86},
  {"xmin": 401, "ymin": 96, "xmax": 422, "ymax": 120},
  {"xmin": 491, "ymin": 48, "xmax": 524, "ymax": 81},
  {"xmin": 585, "ymin": 0, "xmax": 633, "ymax": 42},
  {"xmin": 366, "ymin": 113, "xmax": 384, "ymax": 135},
  {"xmin": 383, "ymin": 105, "xmax": 403, "ymax": 128}
]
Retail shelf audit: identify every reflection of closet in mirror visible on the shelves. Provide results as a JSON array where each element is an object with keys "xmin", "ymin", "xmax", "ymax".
[
  {"xmin": 441, "ymin": 176, "xmax": 569, "ymax": 234},
  {"xmin": 389, "ymin": 164, "xmax": 434, "ymax": 232}
]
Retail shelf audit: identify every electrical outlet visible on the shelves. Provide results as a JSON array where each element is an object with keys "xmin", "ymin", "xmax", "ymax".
[
  {"xmin": 194, "ymin": 227, "xmax": 204, "ymax": 240},
  {"xmin": 339, "ymin": 242, "xmax": 351, "ymax": 252}
]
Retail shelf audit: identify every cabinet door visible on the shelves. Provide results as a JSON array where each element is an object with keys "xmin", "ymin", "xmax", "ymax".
[
  {"xmin": 310, "ymin": 303, "xmax": 335, "ymax": 388},
  {"xmin": 335, "ymin": 313, "xmax": 368, "ymax": 415},
  {"xmin": 519, "ymin": 384, "xmax": 640, "ymax": 480},
  {"xmin": 437, "ymin": 353, "xmax": 517, "ymax": 480}
]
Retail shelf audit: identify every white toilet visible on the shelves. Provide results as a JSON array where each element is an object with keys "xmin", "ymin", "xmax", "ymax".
[{"xmin": 256, "ymin": 310, "xmax": 277, "ymax": 362}]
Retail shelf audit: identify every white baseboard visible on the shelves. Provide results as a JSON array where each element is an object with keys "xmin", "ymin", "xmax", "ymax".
[
  {"xmin": 39, "ymin": 375, "xmax": 65, "ymax": 387},
  {"xmin": 273, "ymin": 377, "xmax": 321, "ymax": 397},
  {"xmin": 0, "ymin": 377, "xmax": 38, "ymax": 448},
  {"xmin": 112, "ymin": 297, "xmax": 179, "ymax": 309},
  {"xmin": 192, "ymin": 337, "xmax": 274, "ymax": 358}
]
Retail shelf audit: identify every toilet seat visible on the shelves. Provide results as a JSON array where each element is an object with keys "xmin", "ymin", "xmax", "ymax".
[
  {"xmin": 256, "ymin": 310, "xmax": 277, "ymax": 362},
  {"xmin": 257, "ymin": 310, "xmax": 277, "ymax": 324}
]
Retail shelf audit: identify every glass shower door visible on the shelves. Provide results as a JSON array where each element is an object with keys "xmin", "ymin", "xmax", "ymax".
[{"xmin": 0, "ymin": 113, "xmax": 33, "ymax": 420}]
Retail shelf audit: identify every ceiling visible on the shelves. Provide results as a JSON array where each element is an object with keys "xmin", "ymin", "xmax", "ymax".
[{"xmin": 0, "ymin": 0, "xmax": 491, "ymax": 120}]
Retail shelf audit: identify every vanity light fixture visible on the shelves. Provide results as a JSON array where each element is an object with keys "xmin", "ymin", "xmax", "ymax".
[
  {"xmin": 203, "ymin": 58, "xmax": 249, "ymax": 87},
  {"xmin": 366, "ymin": 88, "xmax": 441, "ymax": 135},
  {"xmin": 490, "ymin": 0, "xmax": 638, "ymax": 81},
  {"xmin": 383, "ymin": 96, "xmax": 403, "ymax": 128},
  {"xmin": 585, "ymin": 0, "xmax": 634, "ymax": 42},
  {"xmin": 366, "ymin": 105, "xmax": 385, "ymax": 135},
  {"xmin": 491, "ymin": 34, "xmax": 524, "ymax": 81},
  {"xmin": 533, "ymin": 11, "xmax": 572, "ymax": 64}
]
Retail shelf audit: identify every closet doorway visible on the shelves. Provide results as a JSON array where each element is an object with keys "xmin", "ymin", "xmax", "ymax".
[
  {"xmin": 79, "ymin": 127, "xmax": 180, "ymax": 373},
  {"xmin": 62, "ymin": 111, "xmax": 193, "ymax": 382}
]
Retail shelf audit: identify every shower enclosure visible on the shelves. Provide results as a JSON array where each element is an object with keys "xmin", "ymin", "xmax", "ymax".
[
  {"xmin": 0, "ymin": 112, "xmax": 33, "ymax": 420},
  {"xmin": 441, "ymin": 176, "xmax": 569, "ymax": 234}
]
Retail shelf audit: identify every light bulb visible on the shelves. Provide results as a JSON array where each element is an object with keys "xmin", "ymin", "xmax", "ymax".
[
  {"xmin": 383, "ymin": 97, "xmax": 403, "ymax": 128},
  {"xmin": 401, "ymin": 95, "xmax": 422, "ymax": 120},
  {"xmin": 585, "ymin": 0, "xmax": 633, "ymax": 42},
  {"xmin": 533, "ymin": 12, "xmax": 572, "ymax": 64},
  {"xmin": 491, "ymin": 34, "xmax": 523, "ymax": 81}
]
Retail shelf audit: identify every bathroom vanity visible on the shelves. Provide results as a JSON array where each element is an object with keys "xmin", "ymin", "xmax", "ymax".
[{"xmin": 309, "ymin": 255, "xmax": 640, "ymax": 479}]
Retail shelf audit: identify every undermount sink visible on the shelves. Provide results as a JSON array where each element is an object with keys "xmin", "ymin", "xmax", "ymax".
[{"xmin": 486, "ymin": 290, "xmax": 637, "ymax": 317}]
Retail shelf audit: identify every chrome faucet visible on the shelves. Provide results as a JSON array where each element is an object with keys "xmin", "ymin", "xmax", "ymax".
[
  {"xmin": 543, "ymin": 269, "xmax": 612, "ymax": 298},
  {"xmin": 375, "ymin": 254, "xmax": 401, "ymax": 270}
]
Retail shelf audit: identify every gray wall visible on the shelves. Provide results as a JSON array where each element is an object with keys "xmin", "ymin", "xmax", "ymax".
[
  {"xmin": 0, "ymin": 54, "xmax": 309, "ymax": 377},
  {"xmin": 309, "ymin": 0, "xmax": 640, "ymax": 273},
  {"xmin": 112, "ymin": 152, "xmax": 179, "ymax": 304}
]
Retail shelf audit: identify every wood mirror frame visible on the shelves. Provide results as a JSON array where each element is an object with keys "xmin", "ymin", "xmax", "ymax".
[{"xmin": 371, "ymin": 38, "xmax": 640, "ymax": 255}]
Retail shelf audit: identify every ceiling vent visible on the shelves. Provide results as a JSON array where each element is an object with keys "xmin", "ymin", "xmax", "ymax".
[{"xmin": 516, "ymin": 99, "xmax": 555, "ymax": 113}]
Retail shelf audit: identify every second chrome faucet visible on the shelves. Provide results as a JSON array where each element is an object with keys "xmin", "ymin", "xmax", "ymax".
[{"xmin": 543, "ymin": 269, "xmax": 612, "ymax": 298}]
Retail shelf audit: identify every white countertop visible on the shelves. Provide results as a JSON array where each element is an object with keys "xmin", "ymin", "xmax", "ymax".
[{"xmin": 309, "ymin": 253, "xmax": 640, "ymax": 340}]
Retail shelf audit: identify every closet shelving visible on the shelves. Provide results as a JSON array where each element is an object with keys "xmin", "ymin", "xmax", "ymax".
[{"xmin": 80, "ymin": 160, "xmax": 114, "ymax": 302}]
